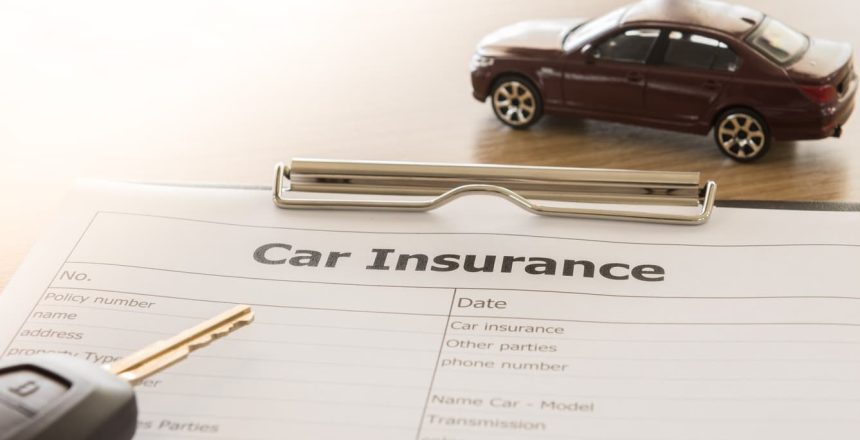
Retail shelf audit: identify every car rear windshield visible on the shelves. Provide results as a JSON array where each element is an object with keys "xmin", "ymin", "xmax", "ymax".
[{"xmin": 746, "ymin": 17, "xmax": 808, "ymax": 65}]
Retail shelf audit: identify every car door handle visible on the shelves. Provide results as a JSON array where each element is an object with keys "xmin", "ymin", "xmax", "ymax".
[
  {"xmin": 627, "ymin": 72, "xmax": 644, "ymax": 83},
  {"xmin": 702, "ymin": 80, "xmax": 720, "ymax": 90}
]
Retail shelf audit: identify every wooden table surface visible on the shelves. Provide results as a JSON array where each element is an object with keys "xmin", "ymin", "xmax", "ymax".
[{"xmin": 1, "ymin": 0, "xmax": 858, "ymax": 289}]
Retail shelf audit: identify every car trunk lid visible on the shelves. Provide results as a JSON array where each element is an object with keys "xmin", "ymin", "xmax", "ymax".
[{"xmin": 787, "ymin": 38, "xmax": 853, "ymax": 86}]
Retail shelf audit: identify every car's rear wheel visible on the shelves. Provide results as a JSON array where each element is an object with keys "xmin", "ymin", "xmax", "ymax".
[
  {"xmin": 491, "ymin": 76, "xmax": 542, "ymax": 129},
  {"xmin": 713, "ymin": 109, "xmax": 771, "ymax": 162}
]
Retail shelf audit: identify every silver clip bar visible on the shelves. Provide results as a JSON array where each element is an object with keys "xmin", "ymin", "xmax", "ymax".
[{"xmin": 273, "ymin": 158, "xmax": 717, "ymax": 225}]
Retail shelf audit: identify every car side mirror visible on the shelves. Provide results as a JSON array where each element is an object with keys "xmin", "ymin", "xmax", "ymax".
[{"xmin": 581, "ymin": 44, "xmax": 599, "ymax": 64}]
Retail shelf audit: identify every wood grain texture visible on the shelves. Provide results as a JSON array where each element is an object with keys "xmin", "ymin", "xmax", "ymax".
[{"xmin": 0, "ymin": 0, "xmax": 858, "ymax": 289}]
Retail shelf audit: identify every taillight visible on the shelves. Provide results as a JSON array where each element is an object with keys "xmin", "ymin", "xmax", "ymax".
[{"xmin": 799, "ymin": 85, "xmax": 838, "ymax": 104}]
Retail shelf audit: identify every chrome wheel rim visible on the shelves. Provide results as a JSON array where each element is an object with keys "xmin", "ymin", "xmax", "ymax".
[
  {"xmin": 717, "ymin": 113, "xmax": 766, "ymax": 159},
  {"xmin": 492, "ymin": 81, "xmax": 536, "ymax": 126}
]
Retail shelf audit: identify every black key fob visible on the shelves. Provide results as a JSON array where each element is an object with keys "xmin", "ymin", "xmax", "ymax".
[{"xmin": 0, "ymin": 354, "xmax": 137, "ymax": 440}]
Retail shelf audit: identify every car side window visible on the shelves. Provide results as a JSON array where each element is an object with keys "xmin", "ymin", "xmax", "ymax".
[
  {"xmin": 663, "ymin": 30, "xmax": 740, "ymax": 72},
  {"xmin": 594, "ymin": 28, "xmax": 660, "ymax": 64}
]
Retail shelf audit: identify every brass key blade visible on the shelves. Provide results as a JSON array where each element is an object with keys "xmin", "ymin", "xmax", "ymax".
[{"xmin": 106, "ymin": 304, "xmax": 254, "ymax": 385}]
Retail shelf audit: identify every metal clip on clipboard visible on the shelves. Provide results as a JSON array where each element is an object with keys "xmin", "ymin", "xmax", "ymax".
[{"xmin": 272, "ymin": 158, "xmax": 717, "ymax": 225}]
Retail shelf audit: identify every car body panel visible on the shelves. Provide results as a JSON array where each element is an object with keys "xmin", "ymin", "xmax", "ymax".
[
  {"xmin": 645, "ymin": 65, "xmax": 726, "ymax": 126},
  {"xmin": 621, "ymin": 0, "xmax": 763, "ymax": 38},
  {"xmin": 478, "ymin": 19, "xmax": 586, "ymax": 56},
  {"xmin": 786, "ymin": 38, "xmax": 853, "ymax": 84},
  {"xmin": 562, "ymin": 59, "xmax": 649, "ymax": 115}
]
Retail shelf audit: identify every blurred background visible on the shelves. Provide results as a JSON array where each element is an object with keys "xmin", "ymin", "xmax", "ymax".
[{"xmin": 0, "ymin": 0, "xmax": 857, "ymax": 285}]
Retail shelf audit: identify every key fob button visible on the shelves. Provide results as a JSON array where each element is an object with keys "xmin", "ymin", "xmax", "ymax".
[{"xmin": 0, "ymin": 367, "xmax": 70, "ymax": 414}]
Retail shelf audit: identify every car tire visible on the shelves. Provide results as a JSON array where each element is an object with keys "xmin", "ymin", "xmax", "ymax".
[
  {"xmin": 490, "ymin": 76, "xmax": 543, "ymax": 129},
  {"xmin": 713, "ymin": 109, "xmax": 771, "ymax": 162}
]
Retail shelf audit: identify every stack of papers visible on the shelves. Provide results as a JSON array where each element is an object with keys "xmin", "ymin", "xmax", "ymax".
[{"xmin": 1, "ymin": 182, "xmax": 858, "ymax": 439}]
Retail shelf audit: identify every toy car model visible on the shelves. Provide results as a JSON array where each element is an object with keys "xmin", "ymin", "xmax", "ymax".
[{"xmin": 470, "ymin": 0, "xmax": 856, "ymax": 161}]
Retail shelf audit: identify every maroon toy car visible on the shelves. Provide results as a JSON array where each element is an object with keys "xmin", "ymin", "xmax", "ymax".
[{"xmin": 470, "ymin": 0, "xmax": 856, "ymax": 161}]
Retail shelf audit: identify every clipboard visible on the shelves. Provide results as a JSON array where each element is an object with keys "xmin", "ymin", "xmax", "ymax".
[
  {"xmin": 1, "ymin": 164, "xmax": 858, "ymax": 440},
  {"xmin": 272, "ymin": 158, "xmax": 718, "ymax": 225}
]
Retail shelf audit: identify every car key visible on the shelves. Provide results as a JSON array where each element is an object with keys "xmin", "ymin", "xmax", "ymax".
[{"xmin": 0, "ymin": 304, "xmax": 254, "ymax": 440}]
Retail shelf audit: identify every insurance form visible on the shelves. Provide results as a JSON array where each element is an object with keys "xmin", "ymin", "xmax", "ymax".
[{"xmin": 1, "ymin": 182, "xmax": 859, "ymax": 439}]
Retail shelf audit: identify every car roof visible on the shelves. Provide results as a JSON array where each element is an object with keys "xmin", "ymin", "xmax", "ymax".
[{"xmin": 620, "ymin": 0, "xmax": 764, "ymax": 38}]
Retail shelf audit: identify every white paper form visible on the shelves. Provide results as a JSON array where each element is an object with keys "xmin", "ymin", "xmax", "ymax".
[{"xmin": 1, "ymin": 181, "xmax": 859, "ymax": 440}]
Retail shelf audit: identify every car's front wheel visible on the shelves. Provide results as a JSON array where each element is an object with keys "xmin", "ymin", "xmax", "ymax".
[
  {"xmin": 713, "ymin": 109, "xmax": 771, "ymax": 162},
  {"xmin": 491, "ymin": 76, "xmax": 542, "ymax": 129}
]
